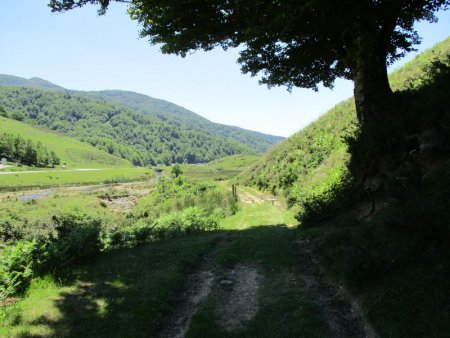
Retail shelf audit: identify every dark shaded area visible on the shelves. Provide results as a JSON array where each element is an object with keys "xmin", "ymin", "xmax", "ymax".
[
  {"xmin": 10, "ymin": 233, "xmax": 221, "ymax": 338},
  {"xmin": 300, "ymin": 58, "xmax": 450, "ymax": 336}
]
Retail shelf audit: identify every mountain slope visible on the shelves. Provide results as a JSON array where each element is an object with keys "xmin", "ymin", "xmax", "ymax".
[
  {"xmin": 80, "ymin": 89, "xmax": 284, "ymax": 152},
  {"xmin": 0, "ymin": 76, "xmax": 284, "ymax": 154},
  {"xmin": 0, "ymin": 87, "xmax": 259, "ymax": 165},
  {"xmin": 0, "ymin": 117, "xmax": 131, "ymax": 168},
  {"xmin": 241, "ymin": 36, "xmax": 450, "ymax": 216}
]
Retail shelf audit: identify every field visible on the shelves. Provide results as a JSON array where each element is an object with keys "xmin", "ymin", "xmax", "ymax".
[
  {"xmin": 0, "ymin": 167, "xmax": 153, "ymax": 191},
  {"xmin": 176, "ymin": 155, "xmax": 261, "ymax": 181},
  {"xmin": 0, "ymin": 117, "xmax": 131, "ymax": 168},
  {"xmin": 0, "ymin": 182, "xmax": 339, "ymax": 338}
]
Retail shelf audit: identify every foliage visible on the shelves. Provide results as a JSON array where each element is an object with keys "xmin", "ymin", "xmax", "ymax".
[
  {"xmin": 79, "ymin": 89, "xmax": 284, "ymax": 153},
  {"xmin": 44, "ymin": 211, "xmax": 103, "ymax": 269},
  {"xmin": 134, "ymin": 174, "xmax": 238, "ymax": 221},
  {"xmin": 0, "ymin": 240, "xmax": 41, "ymax": 299},
  {"xmin": 0, "ymin": 132, "xmax": 60, "ymax": 167},
  {"xmin": 103, "ymin": 206, "xmax": 220, "ymax": 250},
  {"xmin": 0, "ymin": 81, "xmax": 283, "ymax": 165},
  {"xmin": 0, "ymin": 75, "xmax": 284, "ymax": 155},
  {"xmin": 170, "ymin": 163, "xmax": 182, "ymax": 178},
  {"xmin": 50, "ymin": 0, "xmax": 448, "ymax": 126},
  {"xmin": 0, "ymin": 86, "xmax": 258, "ymax": 166}
]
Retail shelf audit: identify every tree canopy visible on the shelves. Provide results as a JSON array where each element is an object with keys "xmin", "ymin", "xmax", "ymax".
[{"xmin": 49, "ymin": 0, "xmax": 449, "ymax": 124}]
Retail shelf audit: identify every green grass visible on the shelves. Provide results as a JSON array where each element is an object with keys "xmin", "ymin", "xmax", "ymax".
[
  {"xmin": 221, "ymin": 186, "xmax": 297, "ymax": 229},
  {"xmin": 0, "ymin": 186, "xmax": 328, "ymax": 337},
  {"xmin": 156, "ymin": 155, "xmax": 262, "ymax": 182},
  {"xmin": 207, "ymin": 154, "xmax": 261, "ymax": 170},
  {"xmin": 187, "ymin": 226, "xmax": 328, "ymax": 338},
  {"xmin": 0, "ymin": 167, "xmax": 153, "ymax": 191},
  {"xmin": 0, "ymin": 234, "xmax": 220, "ymax": 337},
  {"xmin": 0, "ymin": 117, "xmax": 131, "ymax": 168}
]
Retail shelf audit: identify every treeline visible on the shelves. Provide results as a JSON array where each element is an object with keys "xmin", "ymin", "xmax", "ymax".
[
  {"xmin": 0, "ymin": 132, "xmax": 60, "ymax": 167},
  {"xmin": 0, "ymin": 87, "xmax": 257, "ymax": 166}
]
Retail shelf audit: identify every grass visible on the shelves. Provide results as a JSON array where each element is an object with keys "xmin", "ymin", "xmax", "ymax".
[
  {"xmin": 207, "ymin": 154, "xmax": 261, "ymax": 170},
  {"xmin": 0, "ymin": 167, "xmax": 153, "ymax": 191},
  {"xmin": 170, "ymin": 155, "xmax": 261, "ymax": 182},
  {"xmin": 0, "ymin": 186, "xmax": 116, "ymax": 235},
  {"xmin": 187, "ymin": 226, "xmax": 329, "ymax": 338},
  {"xmin": 0, "ymin": 234, "xmax": 220, "ymax": 337},
  {"xmin": 0, "ymin": 186, "xmax": 329, "ymax": 337},
  {"xmin": 0, "ymin": 117, "xmax": 131, "ymax": 168}
]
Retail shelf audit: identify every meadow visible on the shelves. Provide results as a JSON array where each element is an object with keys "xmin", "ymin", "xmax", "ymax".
[
  {"xmin": 0, "ymin": 167, "xmax": 153, "ymax": 191},
  {"xmin": 1, "ymin": 177, "xmax": 334, "ymax": 338},
  {"xmin": 0, "ymin": 117, "xmax": 131, "ymax": 168}
]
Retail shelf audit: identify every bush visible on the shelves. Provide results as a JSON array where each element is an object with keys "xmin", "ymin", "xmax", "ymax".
[
  {"xmin": 153, "ymin": 206, "xmax": 220, "ymax": 237},
  {"xmin": 0, "ymin": 240, "xmax": 41, "ymax": 299},
  {"xmin": 102, "ymin": 207, "xmax": 221, "ymax": 250},
  {"xmin": 44, "ymin": 210, "xmax": 102, "ymax": 269}
]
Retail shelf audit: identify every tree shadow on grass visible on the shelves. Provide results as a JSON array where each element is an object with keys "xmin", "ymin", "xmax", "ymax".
[{"xmin": 13, "ymin": 225, "xmax": 299, "ymax": 338}]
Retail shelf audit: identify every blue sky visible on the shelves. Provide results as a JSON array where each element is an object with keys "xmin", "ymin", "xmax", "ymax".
[{"xmin": 0, "ymin": 1, "xmax": 449, "ymax": 137}]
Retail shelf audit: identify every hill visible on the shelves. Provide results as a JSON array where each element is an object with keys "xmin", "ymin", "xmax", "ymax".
[
  {"xmin": 241, "ymin": 37, "xmax": 450, "ymax": 336},
  {"xmin": 80, "ymin": 90, "xmax": 284, "ymax": 152},
  {"xmin": 0, "ymin": 75, "xmax": 65, "ymax": 92},
  {"xmin": 241, "ymin": 36, "xmax": 450, "ymax": 217},
  {"xmin": 0, "ymin": 76, "xmax": 283, "ymax": 156},
  {"xmin": 0, "ymin": 87, "xmax": 263, "ymax": 166},
  {"xmin": 0, "ymin": 117, "xmax": 131, "ymax": 168}
]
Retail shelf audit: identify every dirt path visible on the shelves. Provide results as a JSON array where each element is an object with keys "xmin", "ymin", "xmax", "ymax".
[
  {"xmin": 297, "ymin": 239, "xmax": 377, "ymax": 338},
  {"xmin": 156, "ymin": 186, "xmax": 375, "ymax": 337},
  {"xmin": 237, "ymin": 186, "xmax": 278, "ymax": 205},
  {"xmin": 157, "ymin": 236, "xmax": 374, "ymax": 337},
  {"xmin": 158, "ymin": 238, "xmax": 227, "ymax": 338}
]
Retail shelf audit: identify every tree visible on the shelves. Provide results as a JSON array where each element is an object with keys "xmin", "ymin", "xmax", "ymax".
[
  {"xmin": 171, "ymin": 163, "xmax": 183, "ymax": 178},
  {"xmin": 49, "ymin": 0, "xmax": 449, "ymax": 125},
  {"xmin": 0, "ymin": 106, "xmax": 7, "ymax": 117}
]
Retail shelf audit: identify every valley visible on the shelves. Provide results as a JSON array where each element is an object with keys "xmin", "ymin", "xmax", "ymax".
[{"xmin": 0, "ymin": 30, "xmax": 449, "ymax": 338}]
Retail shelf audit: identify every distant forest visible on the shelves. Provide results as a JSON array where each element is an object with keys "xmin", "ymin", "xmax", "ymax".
[{"xmin": 0, "ymin": 87, "xmax": 260, "ymax": 165}]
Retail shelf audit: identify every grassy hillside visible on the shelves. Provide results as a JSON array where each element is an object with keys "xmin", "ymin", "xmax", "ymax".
[
  {"xmin": 241, "ymin": 36, "xmax": 450, "ymax": 217},
  {"xmin": 0, "ymin": 117, "xmax": 130, "ymax": 168}
]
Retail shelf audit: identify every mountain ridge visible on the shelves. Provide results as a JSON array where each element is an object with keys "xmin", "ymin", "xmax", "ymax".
[{"xmin": 0, "ymin": 75, "xmax": 284, "ymax": 152}]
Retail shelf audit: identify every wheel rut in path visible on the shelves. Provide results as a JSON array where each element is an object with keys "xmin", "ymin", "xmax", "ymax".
[
  {"xmin": 158, "ymin": 237, "xmax": 227, "ymax": 338},
  {"xmin": 297, "ymin": 239, "xmax": 378, "ymax": 338}
]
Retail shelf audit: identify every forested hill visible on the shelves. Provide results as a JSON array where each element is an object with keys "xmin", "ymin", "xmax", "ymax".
[
  {"xmin": 0, "ymin": 76, "xmax": 284, "ymax": 154},
  {"xmin": 81, "ymin": 90, "xmax": 284, "ymax": 148},
  {"xmin": 0, "ymin": 86, "xmax": 260, "ymax": 166}
]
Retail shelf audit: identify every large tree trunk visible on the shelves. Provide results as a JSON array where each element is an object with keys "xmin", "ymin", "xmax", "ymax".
[{"xmin": 350, "ymin": 32, "xmax": 394, "ymax": 125}]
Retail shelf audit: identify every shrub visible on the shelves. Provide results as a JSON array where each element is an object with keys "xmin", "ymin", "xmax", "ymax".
[
  {"xmin": 44, "ymin": 210, "xmax": 102, "ymax": 269},
  {"xmin": 0, "ymin": 240, "xmax": 41, "ymax": 299},
  {"xmin": 101, "ymin": 207, "xmax": 221, "ymax": 250}
]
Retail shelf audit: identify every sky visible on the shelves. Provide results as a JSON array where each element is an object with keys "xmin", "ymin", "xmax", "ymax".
[{"xmin": 0, "ymin": 2, "xmax": 449, "ymax": 137}]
